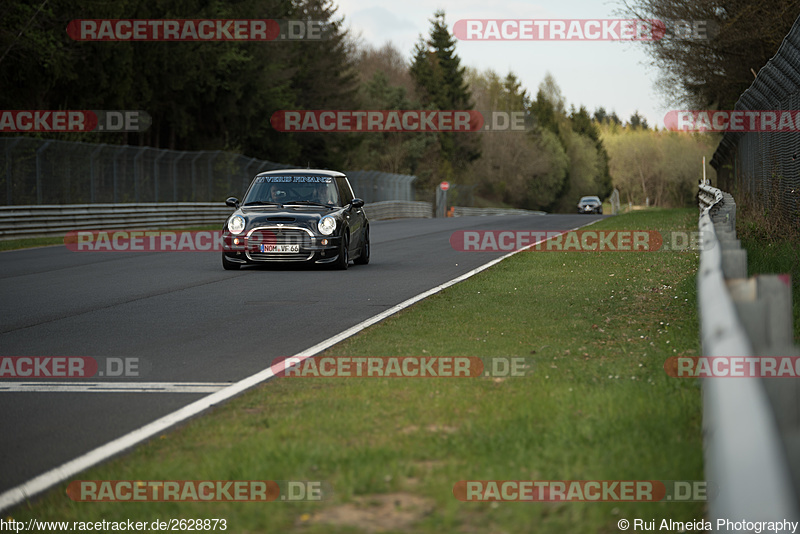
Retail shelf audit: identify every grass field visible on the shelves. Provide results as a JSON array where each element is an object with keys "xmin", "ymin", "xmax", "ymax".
[{"xmin": 7, "ymin": 209, "xmax": 705, "ymax": 533}]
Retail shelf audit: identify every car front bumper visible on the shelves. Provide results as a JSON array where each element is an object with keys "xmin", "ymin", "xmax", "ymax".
[{"xmin": 222, "ymin": 226, "xmax": 343, "ymax": 264}]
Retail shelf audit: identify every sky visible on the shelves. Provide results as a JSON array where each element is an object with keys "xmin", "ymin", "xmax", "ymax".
[{"xmin": 334, "ymin": 0, "xmax": 670, "ymax": 128}]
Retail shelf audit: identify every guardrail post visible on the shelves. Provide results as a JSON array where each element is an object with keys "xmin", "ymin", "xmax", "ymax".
[
  {"xmin": 392, "ymin": 174, "xmax": 401, "ymax": 201},
  {"xmin": 35, "ymin": 140, "xmax": 53, "ymax": 205},
  {"xmin": 720, "ymin": 249, "xmax": 748, "ymax": 279},
  {"xmin": 172, "ymin": 151, "xmax": 188, "ymax": 202},
  {"xmin": 134, "ymin": 147, "xmax": 146, "ymax": 203},
  {"xmin": 243, "ymin": 157, "xmax": 259, "ymax": 197},
  {"xmin": 112, "ymin": 146, "xmax": 126, "ymax": 203},
  {"xmin": 348, "ymin": 171, "xmax": 361, "ymax": 201},
  {"xmin": 65, "ymin": 150, "xmax": 71, "ymax": 204},
  {"xmin": 254, "ymin": 160, "xmax": 269, "ymax": 175},
  {"xmin": 90, "ymin": 143, "xmax": 107, "ymax": 203},
  {"xmin": 208, "ymin": 150, "xmax": 221, "ymax": 202},
  {"xmin": 190, "ymin": 152, "xmax": 203, "ymax": 202},
  {"xmin": 714, "ymin": 228, "xmax": 748, "ymax": 279},
  {"xmin": 153, "ymin": 150, "xmax": 168, "ymax": 202},
  {"xmin": 728, "ymin": 275, "xmax": 795, "ymax": 353},
  {"xmin": 5, "ymin": 138, "xmax": 22, "ymax": 205}
]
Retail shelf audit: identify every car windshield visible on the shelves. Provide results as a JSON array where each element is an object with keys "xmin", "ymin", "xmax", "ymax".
[
  {"xmin": 580, "ymin": 197, "xmax": 600, "ymax": 203},
  {"xmin": 244, "ymin": 175, "xmax": 340, "ymax": 207}
]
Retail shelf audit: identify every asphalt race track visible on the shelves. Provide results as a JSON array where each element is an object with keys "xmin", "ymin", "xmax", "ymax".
[{"xmin": 0, "ymin": 213, "xmax": 602, "ymax": 499}]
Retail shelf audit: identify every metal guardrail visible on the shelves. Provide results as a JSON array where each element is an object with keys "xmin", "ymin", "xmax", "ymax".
[
  {"xmin": 0, "ymin": 201, "xmax": 554, "ymax": 240},
  {"xmin": 0, "ymin": 203, "xmax": 231, "ymax": 239},
  {"xmin": 0, "ymin": 201, "xmax": 439, "ymax": 240},
  {"xmin": 451, "ymin": 206, "xmax": 546, "ymax": 217},
  {"xmin": 362, "ymin": 201, "xmax": 432, "ymax": 220},
  {"xmin": 698, "ymin": 183, "xmax": 723, "ymax": 211},
  {"xmin": 697, "ymin": 184, "xmax": 800, "ymax": 525}
]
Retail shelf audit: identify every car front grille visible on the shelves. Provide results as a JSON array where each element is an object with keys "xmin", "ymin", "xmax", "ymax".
[{"xmin": 245, "ymin": 227, "xmax": 315, "ymax": 262}]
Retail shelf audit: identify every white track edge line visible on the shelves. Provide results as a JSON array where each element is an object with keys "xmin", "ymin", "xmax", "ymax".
[
  {"xmin": 0, "ymin": 219, "xmax": 599, "ymax": 512},
  {"xmin": 0, "ymin": 382, "xmax": 230, "ymax": 393}
]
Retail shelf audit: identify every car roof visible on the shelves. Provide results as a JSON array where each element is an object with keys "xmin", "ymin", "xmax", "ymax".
[
  {"xmin": 580, "ymin": 196, "xmax": 600, "ymax": 200},
  {"xmin": 255, "ymin": 169, "xmax": 346, "ymax": 178}
]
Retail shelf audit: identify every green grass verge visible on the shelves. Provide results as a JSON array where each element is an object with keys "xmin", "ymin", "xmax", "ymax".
[
  {"xmin": 7, "ymin": 209, "xmax": 703, "ymax": 533},
  {"xmin": 0, "ymin": 236, "xmax": 65, "ymax": 251}
]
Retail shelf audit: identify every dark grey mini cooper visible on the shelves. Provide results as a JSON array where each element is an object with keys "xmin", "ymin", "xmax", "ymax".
[
  {"xmin": 221, "ymin": 169, "xmax": 369, "ymax": 270},
  {"xmin": 577, "ymin": 196, "xmax": 603, "ymax": 214}
]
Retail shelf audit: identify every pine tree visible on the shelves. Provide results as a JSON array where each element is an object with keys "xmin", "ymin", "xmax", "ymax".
[{"xmin": 409, "ymin": 10, "xmax": 480, "ymax": 184}]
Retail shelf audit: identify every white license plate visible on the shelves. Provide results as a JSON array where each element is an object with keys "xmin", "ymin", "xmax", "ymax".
[{"xmin": 260, "ymin": 244, "xmax": 300, "ymax": 253}]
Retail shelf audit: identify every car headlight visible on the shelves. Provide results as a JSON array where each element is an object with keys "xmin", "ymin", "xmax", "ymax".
[
  {"xmin": 228, "ymin": 215, "xmax": 246, "ymax": 235},
  {"xmin": 318, "ymin": 216, "xmax": 336, "ymax": 236}
]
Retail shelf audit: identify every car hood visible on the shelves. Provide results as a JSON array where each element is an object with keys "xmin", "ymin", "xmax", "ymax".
[{"xmin": 239, "ymin": 205, "xmax": 343, "ymax": 225}]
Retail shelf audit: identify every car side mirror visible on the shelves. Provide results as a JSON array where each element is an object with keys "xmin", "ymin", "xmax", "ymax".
[
  {"xmin": 226, "ymin": 197, "xmax": 239, "ymax": 208},
  {"xmin": 351, "ymin": 198, "xmax": 365, "ymax": 209}
]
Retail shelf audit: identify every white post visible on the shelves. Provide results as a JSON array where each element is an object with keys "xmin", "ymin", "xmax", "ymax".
[{"xmin": 703, "ymin": 156, "xmax": 707, "ymax": 185}]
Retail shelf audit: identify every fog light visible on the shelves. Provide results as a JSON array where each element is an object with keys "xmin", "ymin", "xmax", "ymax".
[
  {"xmin": 234, "ymin": 238, "xmax": 241, "ymax": 245},
  {"xmin": 321, "ymin": 239, "xmax": 329, "ymax": 245}
]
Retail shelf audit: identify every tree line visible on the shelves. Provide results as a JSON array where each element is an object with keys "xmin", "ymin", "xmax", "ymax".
[{"xmin": 1, "ymin": 0, "xmax": 790, "ymax": 210}]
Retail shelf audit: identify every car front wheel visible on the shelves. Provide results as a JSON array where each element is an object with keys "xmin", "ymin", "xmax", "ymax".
[
  {"xmin": 354, "ymin": 226, "xmax": 370, "ymax": 265},
  {"xmin": 333, "ymin": 233, "xmax": 349, "ymax": 270}
]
